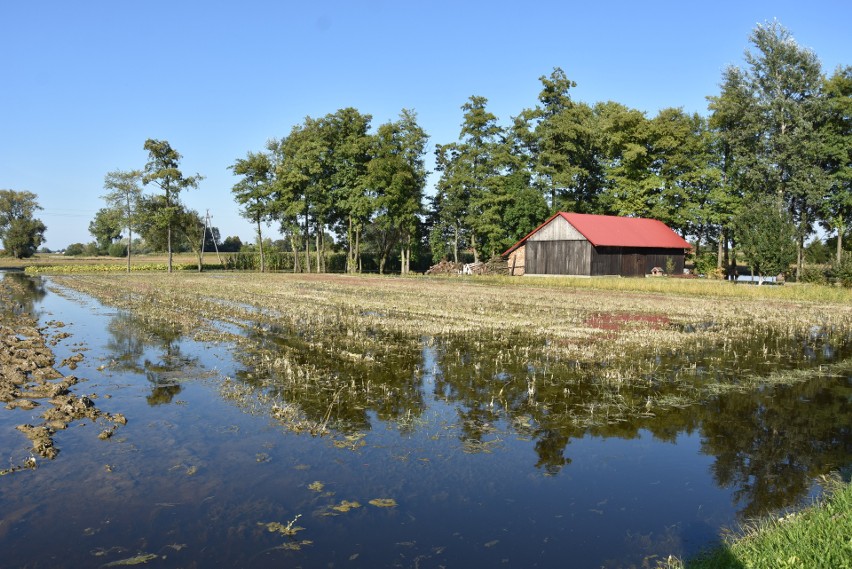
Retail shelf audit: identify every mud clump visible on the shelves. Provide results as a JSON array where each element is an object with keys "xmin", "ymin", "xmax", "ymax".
[{"xmin": 1, "ymin": 277, "xmax": 126, "ymax": 475}]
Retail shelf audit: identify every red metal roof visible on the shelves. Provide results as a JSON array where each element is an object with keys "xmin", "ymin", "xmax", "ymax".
[{"xmin": 502, "ymin": 212, "xmax": 691, "ymax": 256}]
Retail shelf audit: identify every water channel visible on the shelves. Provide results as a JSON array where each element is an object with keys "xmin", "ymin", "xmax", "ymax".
[{"xmin": 1, "ymin": 273, "xmax": 850, "ymax": 568}]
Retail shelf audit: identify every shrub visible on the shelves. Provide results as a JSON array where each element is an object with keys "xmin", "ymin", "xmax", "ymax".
[
  {"xmin": 799, "ymin": 265, "xmax": 829, "ymax": 285},
  {"xmin": 64, "ymin": 243, "xmax": 85, "ymax": 256},
  {"xmin": 692, "ymin": 252, "xmax": 718, "ymax": 277},
  {"xmin": 108, "ymin": 242, "xmax": 127, "ymax": 257},
  {"xmin": 835, "ymin": 254, "xmax": 852, "ymax": 288}
]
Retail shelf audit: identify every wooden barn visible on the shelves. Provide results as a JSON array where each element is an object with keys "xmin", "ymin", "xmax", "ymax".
[{"xmin": 503, "ymin": 212, "xmax": 691, "ymax": 277}]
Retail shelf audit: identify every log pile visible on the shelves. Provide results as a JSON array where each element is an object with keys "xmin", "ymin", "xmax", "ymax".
[
  {"xmin": 425, "ymin": 260, "xmax": 463, "ymax": 275},
  {"xmin": 426, "ymin": 257, "xmax": 509, "ymax": 276}
]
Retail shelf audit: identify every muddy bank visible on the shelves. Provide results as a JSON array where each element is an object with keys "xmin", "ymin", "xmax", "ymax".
[{"xmin": 0, "ymin": 274, "xmax": 125, "ymax": 474}]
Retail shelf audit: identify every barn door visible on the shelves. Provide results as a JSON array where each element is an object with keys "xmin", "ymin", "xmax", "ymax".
[{"xmin": 620, "ymin": 252, "xmax": 643, "ymax": 277}]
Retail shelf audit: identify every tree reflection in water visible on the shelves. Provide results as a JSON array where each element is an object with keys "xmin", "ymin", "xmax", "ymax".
[
  {"xmin": 1, "ymin": 271, "xmax": 47, "ymax": 317},
  {"xmin": 231, "ymin": 323, "xmax": 852, "ymax": 519},
  {"xmin": 105, "ymin": 311, "xmax": 201, "ymax": 406}
]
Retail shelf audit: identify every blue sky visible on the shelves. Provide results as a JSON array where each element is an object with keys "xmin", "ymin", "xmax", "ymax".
[{"xmin": 2, "ymin": 1, "xmax": 849, "ymax": 250}]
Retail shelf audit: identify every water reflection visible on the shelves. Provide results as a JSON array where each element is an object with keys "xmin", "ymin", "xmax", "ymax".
[
  {"xmin": 701, "ymin": 375, "xmax": 852, "ymax": 518},
  {"xmin": 1, "ymin": 271, "xmax": 47, "ymax": 318},
  {"xmin": 232, "ymin": 323, "xmax": 852, "ymax": 519},
  {"xmin": 4, "ymin": 273, "xmax": 852, "ymax": 568},
  {"xmin": 105, "ymin": 311, "xmax": 200, "ymax": 406}
]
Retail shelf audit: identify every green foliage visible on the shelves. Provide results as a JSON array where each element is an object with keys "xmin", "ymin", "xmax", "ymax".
[
  {"xmin": 142, "ymin": 139, "xmax": 203, "ymax": 270},
  {"xmin": 89, "ymin": 207, "xmax": 123, "ymax": 252},
  {"xmin": 671, "ymin": 479, "xmax": 852, "ymax": 569},
  {"xmin": 220, "ymin": 235, "xmax": 243, "ymax": 253},
  {"xmin": 24, "ymin": 263, "xmax": 217, "ymax": 275},
  {"xmin": 798, "ymin": 265, "xmax": 829, "ymax": 284},
  {"xmin": 108, "ymin": 242, "xmax": 128, "ymax": 258},
  {"xmin": 0, "ymin": 190, "xmax": 46, "ymax": 258},
  {"xmin": 102, "ymin": 169, "xmax": 143, "ymax": 267},
  {"xmin": 820, "ymin": 66, "xmax": 852, "ymax": 262},
  {"xmin": 804, "ymin": 238, "xmax": 831, "ymax": 264},
  {"xmin": 230, "ymin": 150, "xmax": 274, "ymax": 271},
  {"xmin": 835, "ymin": 253, "xmax": 852, "ymax": 287},
  {"xmin": 734, "ymin": 198, "xmax": 797, "ymax": 277},
  {"xmin": 692, "ymin": 251, "xmax": 718, "ymax": 276},
  {"xmin": 222, "ymin": 251, "xmax": 355, "ymax": 272}
]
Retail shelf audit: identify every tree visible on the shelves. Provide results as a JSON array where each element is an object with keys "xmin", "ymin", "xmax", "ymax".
[
  {"xmin": 172, "ymin": 207, "xmax": 207, "ymax": 272},
  {"xmin": 89, "ymin": 207, "xmax": 123, "ymax": 254},
  {"xmin": 716, "ymin": 22, "xmax": 828, "ymax": 279},
  {"xmin": 516, "ymin": 68, "xmax": 605, "ymax": 213},
  {"xmin": 707, "ymin": 66, "xmax": 757, "ymax": 272},
  {"xmin": 220, "ymin": 235, "xmax": 243, "ymax": 253},
  {"xmin": 431, "ymin": 97, "xmax": 505, "ymax": 263},
  {"xmin": 820, "ymin": 66, "xmax": 852, "ymax": 263},
  {"xmin": 367, "ymin": 109, "xmax": 428, "ymax": 274},
  {"xmin": 734, "ymin": 196, "xmax": 797, "ymax": 281},
  {"xmin": 270, "ymin": 120, "xmax": 326, "ymax": 273},
  {"xmin": 64, "ymin": 243, "xmax": 85, "ymax": 256},
  {"xmin": 230, "ymin": 151, "xmax": 274, "ymax": 272},
  {"xmin": 0, "ymin": 190, "xmax": 46, "ymax": 259},
  {"xmin": 103, "ymin": 169, "xmax": 143, "ymax": 272},
  {"xmin": 322, "ymin": 108, "xmax": 373, "ymax": 273},
  {"xmin": 142, "ymin": 139, "xmax": 203, "ymax": 273},
  {"xmin": 134, "ymin": 194, "xmax": 171, "ymax": 252}
]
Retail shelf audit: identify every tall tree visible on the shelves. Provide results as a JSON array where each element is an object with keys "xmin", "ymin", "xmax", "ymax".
[
  {"xmin": 270, "ymin": 119, "xmax": 328, "ymax": 273},
  {"xmin": 142, "ymin": 139, "xmax": 203, "ymax": 273},
  {"xmin": 596, "ymin": 101, "xmax": 653, "ymax": 216},
  {"xmin": 0, "ymin": 190, "xmax": 46, "ymax": 259},
  {"xmin": 455, "ymin": 96, "xmax": 504, "ymax": 261},
  {"xmin": 731, "ymin": 22, "xmax": 827, "ymax": 278},
  {"xmin": 707, "ymin": 66, "xmax": 758, "ymax": 271},
  {"xmin": 431, "ymin": 142, "xmax": 469, "ymax": 263},
  {"xmin": 323, "ymin": 108, "xmax": 373, "ymax": 273},
  {"xmin": 102, "ymin": 169, "xmax": 143, "ymax": 272},
  {"xmin": 820, "ymin": 66, "xmax": 852, "ymax": 262},
  {"xmin": 516, "ymin": 68, "xmax": 604, "ymax": 212},
  {"xmin": 230, "ymin": 151, "xmax": 274, "ymax": 272},
  {"xmin": 367, "ymin": 110, "xmax": 428, "ymax": 274}
]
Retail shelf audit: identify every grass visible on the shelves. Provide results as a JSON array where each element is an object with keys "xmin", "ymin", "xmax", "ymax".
[
  {"xmin": 7, "ymin": 252, "xmax": 852, "ymax": 303},
  {"xmin": 662, "ymin": 476, "xmax": 852, "ymax": 569}
]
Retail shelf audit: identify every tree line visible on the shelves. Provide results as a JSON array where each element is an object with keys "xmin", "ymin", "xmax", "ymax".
[{"xmin": 3, "ymin": 22, "xmax": 848, "ymax": 278}]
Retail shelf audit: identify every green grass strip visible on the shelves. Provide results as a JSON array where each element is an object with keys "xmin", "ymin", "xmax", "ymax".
[{"xmin": 664, "ymin": 477, "xmax": 852, "ymax": 568}]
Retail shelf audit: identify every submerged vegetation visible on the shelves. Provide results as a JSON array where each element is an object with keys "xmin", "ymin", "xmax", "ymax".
[
  {"xmin": 52, "ymin": 273, "xmax": 852, "ymax": 490},
  {"xmin": 4, "ymin": 270, "xmax": 851, "ymax": 565}
]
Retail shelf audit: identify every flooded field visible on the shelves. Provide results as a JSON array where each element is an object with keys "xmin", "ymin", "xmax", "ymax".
[{"xmin": 1, "ymin": 272, "xmax": 851, "ymax": 568}]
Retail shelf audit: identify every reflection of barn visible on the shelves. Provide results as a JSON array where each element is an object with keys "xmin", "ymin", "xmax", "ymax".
[{"xmin": 503, "ymin": 212, "xmax": 691, "ymax": 277}]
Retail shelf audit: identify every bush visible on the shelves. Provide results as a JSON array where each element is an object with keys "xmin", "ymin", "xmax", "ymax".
[
  {"xmin": 799, "ymin": 265, "xmax": 829, "ymax": 285},
  {"xmin": 64, "ymin": 243, "xmax": 85, "ymax": 256},
  {"xmin": 835, "ymin": 254, "xmax": 852, "ymax": 288},
  {"xmin": 108, "ymin": 242, "xmax": 128, "ymax": 257},
  {"xmin": 692, "ymin": 251, "xmax": 718, "ymax": 277}
]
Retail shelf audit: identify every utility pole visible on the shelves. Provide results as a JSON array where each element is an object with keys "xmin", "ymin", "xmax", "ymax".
[{"xmin": 201, "ymin": 209, "xmax": 222, "ymax": 266}]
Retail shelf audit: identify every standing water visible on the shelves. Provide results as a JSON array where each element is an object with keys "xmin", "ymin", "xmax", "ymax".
[{"xmin": 1, "ymin": 273, "xmax": 850, "ymax": 568}]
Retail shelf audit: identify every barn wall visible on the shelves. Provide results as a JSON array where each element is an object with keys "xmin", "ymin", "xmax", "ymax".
[
  {"xmin": 591, "ymin": 246, "xmax": 623, "ymax": 275},
  {"xmin": 507, "ymin": 245, "xmax": 526, "ymax": 276},
  {"xmin": 526, "ymin": 240, "xmax": 591, "ymax": 275},
  {"xmin": 528, "ymin": 216, "xmax": 585, "ymax": 241},
  {"xmin": 591, "ymin": 246, "xmax": 684, "ymax": 276}
]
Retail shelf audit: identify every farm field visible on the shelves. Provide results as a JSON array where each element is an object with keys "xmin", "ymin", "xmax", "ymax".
[{"xmin": 2, "ymin": 271, "xmax": 851, "ymax": 568}]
